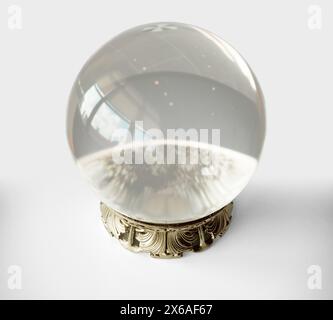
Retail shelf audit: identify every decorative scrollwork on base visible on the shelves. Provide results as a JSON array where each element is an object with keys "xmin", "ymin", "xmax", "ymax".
[{"xmin": 101, "ymin": 202, "xmax": 233, "ymax": 258}]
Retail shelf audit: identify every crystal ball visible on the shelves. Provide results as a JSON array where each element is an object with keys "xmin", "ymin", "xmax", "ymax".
[{"xmin": 67, "ymin": 22, "xmax": 265, "ymax": 224}]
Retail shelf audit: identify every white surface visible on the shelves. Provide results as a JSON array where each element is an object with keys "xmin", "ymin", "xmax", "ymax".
[{"xmin": 0, "ymin": 0, "xmax": 332, "ymax": 299}]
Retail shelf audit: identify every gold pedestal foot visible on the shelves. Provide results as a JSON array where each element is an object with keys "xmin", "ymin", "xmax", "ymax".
[{"xmin": 101, "ymin": 202, "xmax": 233, "ymax": 258}]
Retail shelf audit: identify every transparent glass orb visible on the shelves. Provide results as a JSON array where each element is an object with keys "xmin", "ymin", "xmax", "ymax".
[{"xmin": 67, "ymin": 22, "xmax": 265, "ymax": 224}]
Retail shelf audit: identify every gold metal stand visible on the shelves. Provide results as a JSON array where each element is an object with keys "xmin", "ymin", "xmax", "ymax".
[{"xmin": 101, "ymin": 202, "xmax": 233, "ymax": 258}]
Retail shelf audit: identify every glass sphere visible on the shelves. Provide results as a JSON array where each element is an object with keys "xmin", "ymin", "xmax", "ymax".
[{"xmin": 67, "ymin": 22, "xmax": 265, "ymax": 224}]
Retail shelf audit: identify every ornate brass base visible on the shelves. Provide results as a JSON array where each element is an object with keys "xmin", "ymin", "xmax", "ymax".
[{"xmin": 101, "ymin": 202, "xmax": 233, "ymax": 258}]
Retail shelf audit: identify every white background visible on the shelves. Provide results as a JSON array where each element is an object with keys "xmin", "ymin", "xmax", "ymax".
[{"xmin": 0, "ymin": 0, "xmax": 332, "ymax": 299}]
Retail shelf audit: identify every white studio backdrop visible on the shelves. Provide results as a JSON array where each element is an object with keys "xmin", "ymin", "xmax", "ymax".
[{"xmin": 0, "ymin": 0, "xmax": 332, "ymax": 299}]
